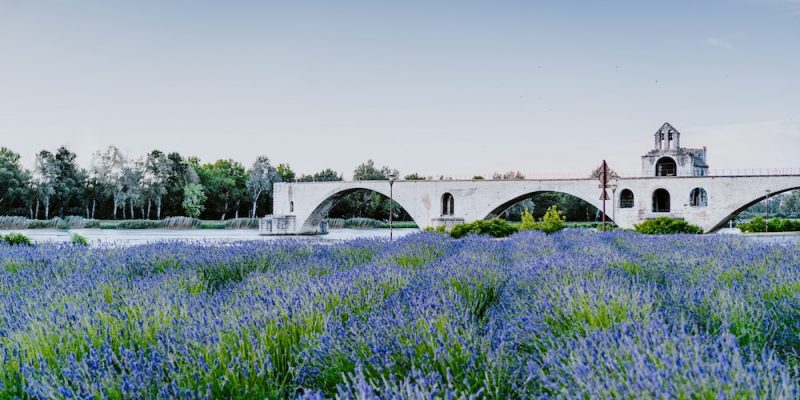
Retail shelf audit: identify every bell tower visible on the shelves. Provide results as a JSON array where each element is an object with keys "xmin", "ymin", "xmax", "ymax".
[
  {"xmin": 642, "ymin": 122, "xmax": 708, "ymax": 177},
  {"xmin": 654, "ymin": 122, "xmax": 680, "ymax": 151}
]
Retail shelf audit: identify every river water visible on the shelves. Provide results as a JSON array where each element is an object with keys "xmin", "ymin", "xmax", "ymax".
[
  {"xmin": 0, "ymin": 228, "xmax": 797, "ymax": 245},
  {"xmin": 0, "ymin": 228, "xmax": 421, "ymax": 245}
]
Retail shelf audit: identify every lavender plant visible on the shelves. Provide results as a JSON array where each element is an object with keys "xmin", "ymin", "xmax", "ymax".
[{"xmin": 0, "ymin": 231, "xmax": 799, "ymax": 398}]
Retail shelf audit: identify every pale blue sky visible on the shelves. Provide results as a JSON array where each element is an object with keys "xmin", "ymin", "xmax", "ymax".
[{"xmin": 1, "ymin": 1, "xmax": 798, "ymax": 178}]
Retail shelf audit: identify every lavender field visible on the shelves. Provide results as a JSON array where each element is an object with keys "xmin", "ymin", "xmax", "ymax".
[{"xmin": 2, "ymin": 231, "xmax": 800, "ymax": 398}]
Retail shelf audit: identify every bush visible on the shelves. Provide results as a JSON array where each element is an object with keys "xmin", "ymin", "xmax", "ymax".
[
  {"xmin": 634, "ymin": 217, "xmax": 703, "ymax": 234},
  {"xmin": 518, "ymin": 205, "xmax": 567, "ymax": 234},
  {"xmin": 63, "ymin": 216, "xmax": 101, "ymax": 229},
  {"xmin": 160, "ymin": 217, "xmax": 202, "ymax": 229},
  {"xmin": 0, "ymin": 216, "xmax": 29, "ymax": 229},
  {"xmin": 450, "ymin": 218, "xmax": 517, "ymax": 238},
  {"xmin": 70, "ymin": 233, "xmax": 89, "ymax": 246},
  {"xmin": 2, "ymin": 232, "xmax": 32, "ymax": 245},
  {"xmin": 739, "ymin": 217, "xmax": 800, "ymax": 233},
  {"xmin": 425, "ymin": 225, "xmax": 447, "ymax": 234},
  {"xmin": 116, "ymin": 220, "xmax": 162, "ymax": 229},
  {"xmin": 343, "ymin": 217, "xmax": 383, "ymax": 229},
  {"xmin": 224, "ymin": 218, "xmax": 259, "ymax": 229}
]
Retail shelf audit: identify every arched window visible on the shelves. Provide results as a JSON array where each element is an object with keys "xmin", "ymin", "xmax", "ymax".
[
  {"xmin": 652, "ymin": 189, "xmax": 670, "ymax": 212},
  {"xmin": 619, "ymin": 189, "xmax": 634, "ymax": 208},
  {"xmin": 689, "ymin": 188, "xmax": 707, "ymax": 207},
  {"xmin": 441, "ymin": 193, "xmax": 454, "ymax": 216},
  {"xmin": 290, "ymin": 201, "xmax": 294, "ymax": 212},
  {"xmin": 655, "ymin": 157, "xmax": 677, "ymax": 177}
]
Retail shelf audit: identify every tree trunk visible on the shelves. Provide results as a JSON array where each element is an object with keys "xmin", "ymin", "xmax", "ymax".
[
  {"xmin": 92, "ymin": 199, "xmax": 96, "ymax": 219},
  {"xmin": 35, "ymin": 200, "xmax": 40, "ymax": 220},
  {"xmin": 130, "ymin": 202, "xmax": 135, "ymax": 220},
  {"xmin": 156, "ymin": 197, "xmax": 162, "ymax": 220},
  {"xmin": 113, "ymin": 198, "xmax": 118, "ymax": 220},
  {"xmin": 29, "ymin": 206, "xmax": 33, "ymax": 219},
  {"xmin": 44, "ymin": 199, "xmax": 49, "ymax": 220},
  {"xmin": 251, "ymin": 193, "xmax": 260, "ymax": 218},
  {"xmin": 122, "ymin": 202, "xmax": 126, "ymax": 219},
  {"xmin": 147, "ymin": 200, "xmax": 151, "ymax": 220}
]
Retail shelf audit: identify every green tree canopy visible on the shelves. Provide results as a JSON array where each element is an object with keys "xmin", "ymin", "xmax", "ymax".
[
  {"xmin": 353, "ymin": 160, "xmax": 398, "ymax": 181},
  {"xmin": 0, "ymin": 147, "xmax": 28, "ymax": 211},
  {"xmin": 195, "ymin": 159, "xmax": 248, "ymax": 220}
]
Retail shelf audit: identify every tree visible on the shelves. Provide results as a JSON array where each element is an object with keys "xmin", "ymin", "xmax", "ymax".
[
  {"xmin": 353, "ymin": 160, "xmax": 398, "ymax": 181},
  {"xmin": 246, "ymin": 156, "xmax": 279, "ymax": 218},
  {"xmin": 404, "ymin": 173, "xmax": 426, "ymax": 181},
  {"xmin": 163, "ymin": 152, "xmax": 197, "ymax": 218},
  {"xmin": 196, "ymin": 159, "xmax": 248, "ymax": 220},
  {"xmin": 519, "ymin": 205, "xmax": 567, "ymax": 234},
  {"xmin": 492, "ymin": 171, "xmax": 525, "ymax": 180},
  {"xmin": 276, "ymin": 164, "xmax": 296, "ymax": 183},
  {"xmin": 182, "ymin": 183, "xmax": 206, "ymax": 218},
  {"xmin": 590, "ymin": 165, "xmax": 620, "ymax": 180},
  {"xmin": 0, "ymin": 148, "xmax": 27, "ymax": 213},
  {"xmin": 52, "ymin": 146, "xmax": 84, "ymax": 217},
  {"xmin": 297, "ymin": 168, "xmax": 343, "ymax": 183},
  {"xmin": 91, "ymin": 146, "xmax": 126, "ymax": 219},
  {"xmin": 83, "ymin": 170, "xmax": 101, "ymax": 219},
  {"xmin": 33, "ymin": 150, "xmax": 59, "ymax": 219},
  {"xmin": 142, "ymin": 150, "xmax": 173, "ymax": 219},
  {"xmin": 121, "ymin": 159, "xmax": 144, "ymax": 219}
]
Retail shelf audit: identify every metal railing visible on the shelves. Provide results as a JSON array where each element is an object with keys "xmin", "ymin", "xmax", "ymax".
[{"xmin": 396, "ymin": 168, "xmax": 800, "ymax": 181}]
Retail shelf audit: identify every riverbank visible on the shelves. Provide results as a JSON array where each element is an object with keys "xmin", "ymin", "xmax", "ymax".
[
  {"xmin": 0, "ymin": 216, "xmax": 420, "ymax": 230},
  {"xmin": 0, "ymin": 227, "xmax": 422, "ymax": 245}
]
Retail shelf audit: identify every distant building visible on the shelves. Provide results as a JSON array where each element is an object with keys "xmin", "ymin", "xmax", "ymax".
[{"xmin": 641, "ymin": 122, "xmax": 708, "ymax": 177}]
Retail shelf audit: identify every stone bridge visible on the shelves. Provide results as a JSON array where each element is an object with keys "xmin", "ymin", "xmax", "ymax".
[{"xmin": 266, "ymin": 174, "xmax": 800, "ymax": 234}]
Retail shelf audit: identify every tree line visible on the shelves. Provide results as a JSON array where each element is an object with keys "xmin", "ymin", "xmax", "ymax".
[{"xmin": 0, "ymin": 147, "xmax": 428, "ymax": 221}]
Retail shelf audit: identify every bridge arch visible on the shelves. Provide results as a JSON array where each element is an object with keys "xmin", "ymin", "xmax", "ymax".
[
  {"xmin": 656, "ymin": 157, "xmax": 677, "ymax": 176},
  {"xmin": 707, "ymin": 186, "xmax": 800, "ymax": 232},
  {"xmin": 298, "ymin": 186, "xmax": 423, "ymax": 234},
  {"xmin": 482, "ymin": 190, "xmax": 608, "ymax": 223}
]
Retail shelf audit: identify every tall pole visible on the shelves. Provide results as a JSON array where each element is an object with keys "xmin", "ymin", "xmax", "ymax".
[
  {"xmin": 602, "ymin": 195, "xmax": 606, "ymax": 232},
  {"xmin": 599, "ymin": 160, "xmax": 610, "ymax": 232},
  {"xmin": 765, "ymin": 189, "xmax": 770, "ymax": 233},
  {"xmin": 389, "ymin": 173, "xmax": 397, "ymax": 241},
  {"xmin": 611, "ymin": 182, "xmax": 618, "ymax": 228}
]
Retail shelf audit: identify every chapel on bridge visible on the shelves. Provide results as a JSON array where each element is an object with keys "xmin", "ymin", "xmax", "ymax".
[{"xmin": 641, "ymin": 122, "xmax": 708, "ymax": 177}]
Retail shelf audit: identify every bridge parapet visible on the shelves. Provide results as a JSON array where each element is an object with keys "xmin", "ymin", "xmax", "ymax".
[{"xmin": 262, "ymin": 174, "xmax": 800, "ymax": 235}]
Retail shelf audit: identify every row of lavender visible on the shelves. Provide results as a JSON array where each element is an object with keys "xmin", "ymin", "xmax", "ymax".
[{"xmin": 1, "ymin": 231, "xmax": 799, "ymax": 398}]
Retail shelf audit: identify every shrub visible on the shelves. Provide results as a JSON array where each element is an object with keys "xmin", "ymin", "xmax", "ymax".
[
  {"xmin": 224, "ymin": 218, "xmax": 259, "ymax": 229},
  {"xmin": 116, "ymin": 220, "xmax": 161, "ymax": 229},
  {"xmin": 518, "ymin": 205, "xmax": 567, "ymax": 234},
  {"xmin": 325, "ymin": 218, "xmax": 346, "ymax": 229},
  {"xmin": 0, "ymin": 216, "xmax": 29, "ymax": 229},
  {"xmin": 424, "ymin": 226, "xmax": 447, "ymax": 234},
  {"xmin": 738, "ymin": 217, "xmax": 800, "ymax": 233},
  {"xmin": 63, "ymin": 216, "xmax": 101, "ymax": 229},
  {"xmin": 2, "ymin": 232, "xmax": 32, "ymax": 245},
  {"xmin": 343, "ymin": 217, "xmax": 383, "ymax": 229},
  {"xmin": 450, "ymin": 218, "xmax": 517, "ymax": 238},
  {"xmin": 160, "ymin": 216, "xmax": 202, "ymax": 229},
  {"xmin": 634, "ymin": 217, "xmax": 703, "ymax": 234},
  {"xmin": 70, "ymin": 233, "xmax": 89, "ymax": 246}
]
